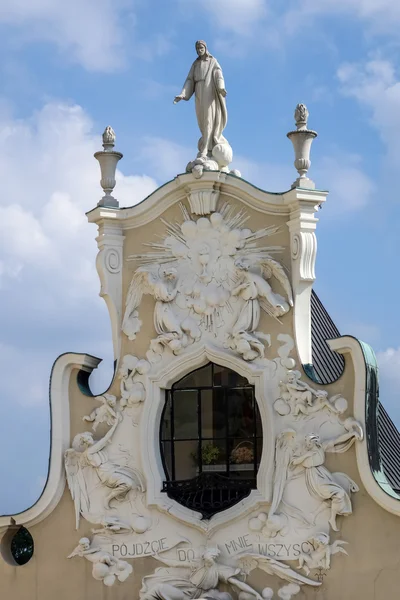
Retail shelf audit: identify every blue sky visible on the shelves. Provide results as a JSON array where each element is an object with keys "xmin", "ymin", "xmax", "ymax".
[{"xmin": 1, "ymin": 0, "xmax": 400, "ymax": 515}]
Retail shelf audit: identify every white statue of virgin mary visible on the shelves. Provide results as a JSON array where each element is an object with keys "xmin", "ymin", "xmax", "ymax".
[{"xmin": 174, "ymin": 40, "xmax": 233, "ymax": 174}]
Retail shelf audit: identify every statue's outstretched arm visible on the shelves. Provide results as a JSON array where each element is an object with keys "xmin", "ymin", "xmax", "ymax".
[
  {"xmin": 291, "ymin": 450, "xmax": 313, "ymax": 466},
  {"xmin": 88, "ymin": 417, "xmax": 120, "ymax": 453},
  {"xmin": 213, "ymin": 63, "xmax": 227, "ymax": 96},
  {"xmin": 175, "ymin": 64, "xmax": 195, "ymax": 102},
  {"xmin": 323, "ymin": 428, "xmax": 361, "ymax": 453}
]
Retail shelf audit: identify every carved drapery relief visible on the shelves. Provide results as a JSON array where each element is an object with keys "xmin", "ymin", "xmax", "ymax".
[{"xmin": 122, "ymin": 203, "xmax": 293, "ymax": 363}]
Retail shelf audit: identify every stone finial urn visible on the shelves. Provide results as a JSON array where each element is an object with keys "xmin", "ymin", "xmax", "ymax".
[
  {"xmin": 287, "ymin": 104, "xmax": 317, "ymax": 190},
  {"xmin": 94, "ymin": 126, "xmax": 123, "ymax": 207}
]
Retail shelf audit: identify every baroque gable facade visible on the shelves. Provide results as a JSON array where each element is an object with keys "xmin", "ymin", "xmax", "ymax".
[{"xmin": 2, "ymin": 95, "xmax": 400, "ymax": 598}]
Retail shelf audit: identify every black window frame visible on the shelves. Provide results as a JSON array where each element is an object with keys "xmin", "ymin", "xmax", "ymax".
[{"xmin": 159, "ymin": 363, "xmax": 263, "ymax": 518}]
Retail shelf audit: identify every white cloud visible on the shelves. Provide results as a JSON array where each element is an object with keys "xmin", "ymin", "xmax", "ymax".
[
  {"xmin": 198, "ymin": 0, "xmax": 268, "ymax": 36},
  {"xmin": 284, "ymin": 0, "xmax": 400, "ymax": 36},
  {"xmin": 0, "ymin": 342, "xmax": 49, "ymax": 408},
  {"xmin": 192, "ymin": 0, "xmax": 400, "ymax": 42},
  {"xmin": 229, "ymin": 152, "xmax": 374, "ymax": 214},
  {"xmin": 337, "ymin": 59, "xmax": 400, "ymax": 166},
  {"xmin": 315, "ymin": 154, "xmax": 375, "ymax": 215},
  {"xmin": 0, "ymin": 102, "xmax": 157, "ymax": 295},
  {"xmin": 0, "ymin": 99, "xmax": 161, "ymax": 513},
  {"xmin": 0, "ymin": 101, "xmax": 159, "ymax": 411},
  {"xmin": 0, "ymin": 0, "xmax": 133, "ymax": 71},
  {"xmin": 139, "ymin": 136, "xmax": 191, "ymax": 181},
  {"xmin": 342, "ymin": 322, "xmax": 381, "ymax": 345},
  {"xmin": 232, "ymin": 155, "xmax": 292, "ymax": 192},
  {"xmin": 377, "ymin": 347, "xmax": 400, "ymax": 374}
]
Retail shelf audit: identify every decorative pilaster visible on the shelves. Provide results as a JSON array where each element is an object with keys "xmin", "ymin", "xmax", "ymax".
[
  {"xmin": 284, "ymin": 188, "xmax": 328, "ymax": 366},
  {"xmin": 95, "ymin": 217, "xmax": 125, "ymax": 359}
]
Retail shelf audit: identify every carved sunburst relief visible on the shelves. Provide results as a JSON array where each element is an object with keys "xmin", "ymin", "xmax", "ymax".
[{"xmin": 122, "ymin": 202, "xmax": 293, "ymax": 362}]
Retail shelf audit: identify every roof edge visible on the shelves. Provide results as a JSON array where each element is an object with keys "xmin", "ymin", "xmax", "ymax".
[{"xmin": 328, "ymin": 336, "xmax": 400, "ymax": 514}]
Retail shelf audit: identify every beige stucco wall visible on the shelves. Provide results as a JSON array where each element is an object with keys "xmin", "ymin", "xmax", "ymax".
[{"xmin": 2, "ymin": 191, "xmax": 400, "ymax": 599}]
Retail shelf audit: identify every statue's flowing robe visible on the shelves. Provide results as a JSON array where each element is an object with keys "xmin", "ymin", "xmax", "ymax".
[
  {"xmin": 269, "ymin": 433, "xmax": 294, "ymax": 516},
  {"xmin": 140, "ymin": 562, "xmax": 242, "ymax": 600},
  {"xmin": 232, "ymin": 277, "xmax": 260, "ymax": 335},
  {"xmin": 302, "ymin": 446, "xmax": 352, "ymax": 517},
  {"xmin": 180, "ymin": 55, "xmax": 228, "ymax": 156},
  {"xmin": 151, "ymin": 279, "xmax": 181, "ymax": 336},
  {"xmin": 86, "ymin": 449, "xmax": 138, "ymax": 495}
]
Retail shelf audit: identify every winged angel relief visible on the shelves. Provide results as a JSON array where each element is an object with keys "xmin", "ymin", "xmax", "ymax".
[
  {"xmin": 65, "ymin": 414, "xmax": 146, "ymax": 529},
  {"xmin": 122, "ymin": 204, "xmax": 293, "ymax": 361}
]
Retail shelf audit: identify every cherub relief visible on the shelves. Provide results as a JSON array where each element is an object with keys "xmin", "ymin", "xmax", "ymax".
[
  {"xmin": 82, "ymin": 394, "xmax": 118, "ymax": 431},
  {"xmin": 280, "ymin": 371, "xmax": 314, "ymax": 415},
  {"xmin": 68, "ymin": 537, "xmax": 133, "ymax": 587},
  {"xmin": 119, "ymin": 354, "xmax": 150, "ymax": 408},
  {"xmin": 297, "ymin": 532, "xmax": 347, "ymax": 575},
  {"xmin": 275, "ymin": 371, "xmax": 348, "ymax": 417}
]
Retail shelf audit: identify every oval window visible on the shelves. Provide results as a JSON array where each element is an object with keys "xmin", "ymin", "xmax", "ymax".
[
  {"xmin": 1, "ymin": 525, "xmax": 34, "ymax": 566},
  {"xmin": 160, "ymin": 363, "xmax": 263, "ymax": 518}
]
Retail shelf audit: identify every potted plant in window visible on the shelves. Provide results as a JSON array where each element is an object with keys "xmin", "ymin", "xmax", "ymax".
[
  {"xmin": 230, "ymin": 441, "xmax": 254, "ymax": 471},
  {"xmin": 191, "ymin": 443, "xmax": 221, "ymax": 472}
]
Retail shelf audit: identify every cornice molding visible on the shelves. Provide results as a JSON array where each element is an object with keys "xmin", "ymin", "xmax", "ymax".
[{"xmin": 87, "ymin": 173, "xmax": 328, "ymax": 230}]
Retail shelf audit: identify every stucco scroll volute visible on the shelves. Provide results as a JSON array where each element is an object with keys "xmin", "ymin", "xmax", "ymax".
[{"xmin": 95, "ymin": 219, "xmax": 124, "ymax": 359}]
